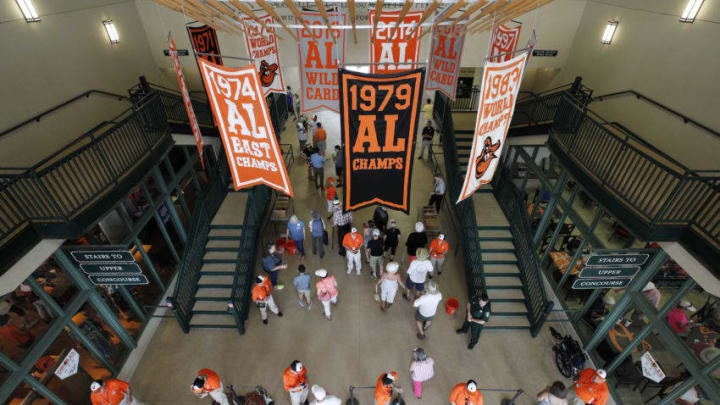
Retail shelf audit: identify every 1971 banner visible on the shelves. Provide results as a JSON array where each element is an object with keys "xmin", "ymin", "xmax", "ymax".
[
  {"xmin": 198, "ymin": 59, "xmax": 293, "ymax": 196},
  {"xmin": 369, "ymin": 10, "xmax": 423, "ymax": 74},
  {"xmin": 243, "ymin": 14, "xmax": 285, "ymax": 96},
  {"xmin": 340, "ymin": 68, "xmax": 425, "ymax": 213},
  {"xmin": 458, "ymin": 52, "xmax": 529, "ymax": 203},
  {"xmin": 187, "ymin": 25, "xmax": 223, "ymax": 65},
  {"xmin": 426, "ymin": 20, "xmax": 466, "ymax": 100},
  {"xmin": 297, "ymin": 10, "xmax": 347, "ymax": 113},
  {"xmin": 490, "ymin": 24, "xmax": 522, "ymax": 62},
  {"xmin": 169, "ymin": 35, "xmax": 204, "ymax": 169}
]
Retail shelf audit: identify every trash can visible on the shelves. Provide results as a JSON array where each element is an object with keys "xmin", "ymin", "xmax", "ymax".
[{"xmin": 446, "ymin": 298, "xmax": 459, "ymax": 315}]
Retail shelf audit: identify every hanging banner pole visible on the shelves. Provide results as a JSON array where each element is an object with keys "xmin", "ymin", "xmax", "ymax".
[{"xmin": 195, "ymin": 52, "xmax": 253, "ymax": 61}]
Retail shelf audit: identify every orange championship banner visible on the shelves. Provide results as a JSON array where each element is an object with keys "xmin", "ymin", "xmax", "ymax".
[
  {"xmin": 369, "ymin": 10, "xmax": 423, "ymax": 74},
  {"xmin": 458, "ymin": 51, "xmax": 529, "ymax": 203},
  {"xmin": 197, "ymin": 59, "xmax": 293, "ymax": 196},
  {"xmin": 169, "ymin": 34, "xmax": 204, "ymax": 169},
  {"xmin": 490, "ymin": 24, "xmax": 522, "ymax": 62},
  {"xmin": 243, "ymin": 14, "xmax": 285, "ymax": 96},
  {"xmin": 426, "ymin": 20, "xmax": 466, "ymax": 100}
]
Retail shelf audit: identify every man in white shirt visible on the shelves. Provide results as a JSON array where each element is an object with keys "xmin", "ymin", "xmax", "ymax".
[
  {"xmin": 428, "ymin": 176, "xmax": 446, "ymax": 213},
  {"xmin": 413, "ymin": 281, "xmax": 442, "ymax": 339},
  {"xmin": 403, "ymin": 248, "xmax": 433, "ymax": 301},
  {"xmin": 310, "ymin": 384, "xmax": 342, "ymax": 405}
]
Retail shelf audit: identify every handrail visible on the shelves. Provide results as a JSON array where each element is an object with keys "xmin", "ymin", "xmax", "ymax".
[
  {"xmin": 591, "ymin": 90, "xmax": 720, "ymax": 140},
  {"xmin": 0, "ymin": 90, "xmax": 130, "ymax": 138}
]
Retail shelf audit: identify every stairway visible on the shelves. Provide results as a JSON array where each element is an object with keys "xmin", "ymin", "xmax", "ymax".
[{"xmin": 454, "ymin": 129, "xmax": 474, "ymax": 174}]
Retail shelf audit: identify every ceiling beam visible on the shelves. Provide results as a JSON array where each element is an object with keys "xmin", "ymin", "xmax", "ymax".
[
  {"xmin": 284, "ymin": 0, "xmax": 313, "ymax": 39},
  {"xmin": 389, "ymin": 0, "xmax": 414, "ymax": 40},
  {"xmin": 371, "ymin": 0, "xmax": 385, "ymax": 42},
  {"xmin": 408, "ymin": 0, "xmax": 441, "ymax": 38},
  {"xmin": 314, "ymin": 0, "xmax": 336, "ymax": 42},
  {"xmin": 255, "ymin": 0, "xmax": 297, "ymax": 40},
  {"xmin": 348, "ymin": 0, "xmax": 358, "ymax": 44}
]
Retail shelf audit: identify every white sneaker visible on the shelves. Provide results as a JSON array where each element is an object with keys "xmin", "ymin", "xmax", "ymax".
[
  {"xmin": 299, "ymin": 300, "xmax": 305, "ymax": 308},
  {"xmin": 356, "ymin": 272, "xmax": 361, "ymax": 276},
  {"xmin": 347, "ymin": 269, "xmax": 352, "ymax": 274},
  {"xmin": 307, "ymin": 302, "xmax": 312, "ymax": 310}
]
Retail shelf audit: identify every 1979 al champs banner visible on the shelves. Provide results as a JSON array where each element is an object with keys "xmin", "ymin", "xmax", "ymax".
[
  {"xmin": 369, "ymin": 10, "xmax": 423, "ymax": 74},
  {"xmin": 340, "ymin": 68, "xmax": 425, "ymax": 213},
  {"xmin": 297, "ymin": 10, "xmax": 347, "ymax": 113},
  {"xmin": 187, "ymin": 25, "xmax": 223, "ymax": 65},
  {"xmin": 458, "ymin": 52, "xmax": 529, "ymax": 203},
  {"xmin": 426, "ymin": 20, "xmax": 466, "ymax": 100},
  {"xmin": 243, "ymin": 14, "xmax": 285, "ymax": 96},
  {"xmin": 198, "ymin": 59, "xmax": 293, "ymax": 196},
  {"xmin": 490, "ymin": 24, "xmax": 522, "ymax": 62}
]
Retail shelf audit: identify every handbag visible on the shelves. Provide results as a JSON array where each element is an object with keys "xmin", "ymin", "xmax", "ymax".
[{"xmin": 323, "ymin": 230, "xmax": 329, "ymax": 245}]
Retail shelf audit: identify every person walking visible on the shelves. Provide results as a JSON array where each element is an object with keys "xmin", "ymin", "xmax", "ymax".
[
  {"xmin": 573, "ymin": 369, "xmax": 608, "ymax": 405},
  {"xmin": 422, "ymin": 98, "xmax": 433, "ymax": 122},
  {"xmin": 324, "ymin": 178, "xmax": 337, "ymax": 216},
  {"xmin": 373, "ymin": 206, "xmax": 388, "ymax": 233},
  {"xmin": 377, "ymin": 262, "xmax": 407, "ymax": 312},
  {"xmin": 429, "ymin": 234, "xmax": 449, "ymax": 275},
  {"xmin": 405, "ymin": 222, "xmax": 428, "ymax": 264},
  {"xmin": 332, "ymin": 201, "xmax": 353, "ymax": 257},
  {"xmin": 315, "ymin": 269, "xmax": 338, "ymax": 321},
  {"xmin": 403, "ymin": 248, "xmax": 433, "ymax": 301},
  {"xmin": 428, "ymin": 176, "xmax": 446, "ymax": 213},
  {"xmin": 287, "ymin": 215, "xmax": 307, "ymax": 261},
  {"xmin": 252, "ymin": 275, "xmax": 283, "ymax": 325},
  {"xmin": 262, "ymin": 243, "xmax": 287, "ymax": 289},
  {"xmin": 342, "ymin": 227, "xmax": 364, "ymax": 275},
  {"xmin": 362, "ymin": 221, "xmax": 375, "ymax": 263},
  {"xmin": 283, "ymin": 360, "xmax": 309, "ymax": 405},
  {"xmin": 418, "ymin": 121, "xmax": 435, "ymax": 160},
  {"xmin": 333, "ymin": 145, "xmax": 343, "ymax": 187},
  {"xmin": 286, "ymin": 86, "xmax": 296, "ymax": 120},
  {"xmin": 314, "ymin": 122, "xmax": 327, "ymax": 154},
  {"xmin": 309, "ymin": 211, "xmax": 326, "ymax": 258},
  {"xmin": 537, "ymin": 381, "xmax": 568, "ymax": 405},
  {"xmin": 409, "ymin": 348, "xmax": 434, "ymax": 399},
  {"xmin": 297, "ymin": 122, "xmax": 308, "ymax": 150},
  {"xmin": 293, "ymin": 265, "xmax": 312, "ymax": 310},
  {"xmin": 384, "ymin": 220, "xmax": 401, "ymax": 260},
  {"xmin": 310, "ymin": 148, "xmax": 326, "ymax": 189},
  {"xmin": 367, "ymin": 229, "xmax": 385, "ymax": 278},
  {"xmin": 449, "ymin": 380, "xmax": 482, "ymax": 405},
  {"xmin": 456, "ymin": 293, "xmax": 491, "ymax": 349},
  {"xmin": 374, "ymin": 371, "xmax": 402, "ymax": 405},
  {"xmin": 413, "ymin": 281, "xmax": 442, "ymax": 339},
  {"xmin": 310, "ymin": 385, "xmax": 342, "ymax": 405},
  {"xmin": 191, "ymin": 368, "xmax": 229, "ymax": 405},
  {"xmin": 294, "ymin": 92, "xmax": 301, "ymax": 118},
  {"xmin": 91, "ymin": 378, "xmax": 147, "ymax": 405}
]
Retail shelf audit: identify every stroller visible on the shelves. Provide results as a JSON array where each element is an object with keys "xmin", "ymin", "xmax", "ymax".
[{"xmin": 226, "ymin": 385, "xmax": 274, "ymax": 405}]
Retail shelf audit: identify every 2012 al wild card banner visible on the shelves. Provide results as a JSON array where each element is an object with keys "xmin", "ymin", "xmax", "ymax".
[
  {"xmin": 169, "ymin": 35, "xmax": 204, "ymax": 169},
  {"xmin": 490, "ymin": 24, "xmax": 522, "ymax": 62},
  {"xmin": 198, "ymin": 59, "xmax": 293, "ymax": 196},
  {"xmin": 187, "ymin": 25, "xmax": 222, "ymax": 65},
  {"xmin": 243, "ymin": 14, "xmax": 285, "ymax": 96},
  {"xmin": 369, "ymin": 10, "xmax": 423, "ymax": 74},
  {"xmin": 297, "ymin": 10, "xmax": 347, "ymax": 113},
  {"xmin": 458, "ymin": 52, "xmax": 529, "ymax": 203},
  {"xmin": 340, "ymin": 68, "xmax": 425, "ymax": 213},
  {"xmin": 426, "ymin": 20, "xmax": 466, "ymax": 100}
]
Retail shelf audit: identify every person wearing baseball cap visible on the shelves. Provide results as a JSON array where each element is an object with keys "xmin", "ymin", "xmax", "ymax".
[
  {"xmin": 376, "ymin": 262, "xmax": 408, "ymax": 312},
  {"xmin": 667, "ymin": 300, "xmax": 697, "ymax": 335},
  {"xmin": 383, "ymin": 220, "xmax": 401, "ymax": 261},
  {"xmin": 284, "ymin": 360, "xmax": 309, "ymax": 405},
  {"xmin": 310, "ymin": 384, "xmax": 342, "ymax": 405},
  {"xmin": 190, "ymin": 368, "xmax": 228, "ymax": 405},
  {"xmin": 374, "ymin": 371, "xmax": 402, "ymax": 405},
  {"xmin": 428, "ymin": 234, "xmax": 449, "ymax": 275},
  {"xmin": 367, "ymin": 228, "xmax": 386, "ymax": 278},
  {"xmin": 252, "ymin": 275, "xmax": 283, "ymax": 325},
  {"xmin": 315, "ymin": 269, "xmax": 338, "ymax": 321},
  {"xmin": 91, "ymin": 378, "xmax": 147, "ymax": 405},
  {"xmin": 574, "ymin": 368, "xmax": 608, "ymax": 405},
  {"xmin": 342, "ymin": 226, "xmax": 364, "ymax": 275},
  {"xmin": 449, "ymin": 380, "xmax": 482, "ymax": 405}
]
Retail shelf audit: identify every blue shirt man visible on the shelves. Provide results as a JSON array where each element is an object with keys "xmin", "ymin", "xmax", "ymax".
[
  {"xmin": 310, "ymin": 152, "xmax": 325, "ymax": 169},
  {"xmin": 286, "ymin": 215, "xmax": 307, "ymax": 258}
]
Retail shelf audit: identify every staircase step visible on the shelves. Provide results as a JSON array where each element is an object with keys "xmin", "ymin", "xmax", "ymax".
[
  {"xmin": 195, "ymin": 296, "xmax": 230, "ymax": 302},
  {"xmin": 484, "ymin": 264, "xmax": 520, "ymax": 275},
  {"xmin": 209, "ymin": 228, "xmax": 243, "ymax": 237},
  {"xmin": 480, "ymin": 241, "xmax": 515, "ymax": 250},
  {"xmin": 210, "ymin": 224, "xmax": 244, "ymax": 229},
  {"xmin": 191, "ymin": 313, "xmax": 236, "ymax": 326},
  {"xmin": 492, "ymin": 301, "xmax": 528, "ymax": 313},
  {"xmin": 486, "ymin": 316, "xmax": 531, "ymax": 328},
  {"xmin": 477, "ymin": 229, "xmax": 513, "ymax": 238},
  {"xmin": 190, "ymin": 324, "xmax": 237, "ymax": 329},
  {"xmin": 199, "ymin": 271, "xmax": 235, "ymax": 276},
  {"xmin": 197, "ymin": 284, "xmax": 232, "ymax": 289},
  {"xmin": 486, "ymin": 285, "xmax": 524, "ymax": 290},
  {"xmin": 484, "ymin": 325, "xmax": 531, "ymax": 330},
  {"xmin": 206, "ymin": 240, "xmax": 241, "ymax": 249},
  {"xmin": 487, "ymin": 289, "xmax": 525, "ymax": 299},
  {"xmin": 477, "ymin": 237, "xmax": 513, "ymax": 241},
  {"xmin": 201, "ymin": 263, "xmax": 235, "ymax": 272},
  {"xmin": 205, "ymin": 247, "xmax": 238, "ymax": 252},
  {"xmin": 481, "ymin": 248, "xmax": 516, "ymax": 253},
  {"xmin": 477, "ymin": 225, "xmax": 510, "ymax": 230},
  {"xmin": 483, "ymin": 272, "xmax": 520, "ymax": 277},
  {"xmin": 483, "ymin": 260, "xmax": 519, "ymax": 265},
  {"xmin": 193, "ymin": 300, "xmax": 230, "ymax": 312},
  {"xmin": 491, "ymin": 298, "xmax": 526, "ymax": 303},
  {"xmin": 204, "ymin": 250, "xmax": 237, "ymax": 260},
  {"xmin": 194, "ymin": 288, "xmax": 232, "ymax": 298},
  {"xmin": 199, "ymin": 274, "xmax": 234, "ymax": 284},
  {"xmin": 192, "ymin": 310, "xmax": 229, "ymax": 315},
  {"xmin": 208, "ymin": 235, "xmax": 243, "ymax": 241},
  {"xmin": 493, "ymin": 312, "xmax": 528, "ymax": 317},
  {"xmin": 475, "ymin": 189, "xmax": 493, "ymax": 193},
  {"xmin": 482, "ymin": 252, "xmax": 518, "ymax": 262},
  {"xmin": 485, "ymin": 277, "xmax": 523, "ymax": 287},
  {"xmin": 202, "ymin": 258, "xmax": 236, "ymax": 264}
]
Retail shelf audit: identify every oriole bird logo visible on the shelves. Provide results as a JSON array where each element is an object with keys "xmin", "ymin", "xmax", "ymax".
[
  {"xmin": 474, "ymin": 137, "xmax": 501, "ymax": 179},
  {"xmin": 258, "ymin": 60, "xmax": 278, "ymax": 87}
]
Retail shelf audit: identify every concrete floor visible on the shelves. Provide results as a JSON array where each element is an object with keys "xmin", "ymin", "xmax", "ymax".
[{"xmin": 129, "ymin": 111, "xmax": 584, "ymax": 405}]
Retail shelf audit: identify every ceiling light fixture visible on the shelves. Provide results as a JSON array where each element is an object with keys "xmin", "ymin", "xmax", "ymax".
[
  {"xmin": 15, "ymin": 0, "xmax": 40, "ymax": 22},
  {"xmin": 601, "ymin": 21, "xmax": 618, "ymax": 45},
  {"xmin": 103, "ymin": 20, "xmax": 120, "ymax": 44},
  {"xmin": 680, "ymin": 0, "xmax": 704, "ymax": 23}
]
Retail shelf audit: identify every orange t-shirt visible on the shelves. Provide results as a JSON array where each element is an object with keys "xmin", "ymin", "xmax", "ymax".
[
  {"xmin": 252, "ymin": 278, "xmax": 272, "ymax": 301},
  {"xmin": 343, "ymin": 232, "xmax": 364, "ymax": 251},
  {"xmin": 325, "ymin": 185, "xmax": 337, "ymax": 201},
  {"xmin": 574, "ymin": 369, "xmax": 609, "ymax": 405},
  {"xmin": 90, "ymin": 379, "xmax": 130, "ymax": 405},
  {"xmin": 449, "ymin": 383, "xmax": 483, "ymax": 405},
  {"xmin": 196, "ymin": 368, "xmax": 222, "ymax": 392},
  {"xmin": 314, "ymin": 127, "xmax": 327, "ymax": 141},
  {"xmin": 283, "ymin": 366, "xmax": 308, "ymax": 392},
  {"xmin": 429, "ymin": 239, "xmax": 449, "ymax": 258},
  {"xmin": 0, "ymin": 323, "xmax": 32, "ymax": 344},
  {"xmin": 374, "ymin": 372, "xmax": 398, "ymax": 403}
]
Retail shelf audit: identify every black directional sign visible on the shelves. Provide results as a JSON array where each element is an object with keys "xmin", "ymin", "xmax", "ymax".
[
  {"xmin": 71, "ymin": 250, "xmax": 135, "ymax": 263},
  {"xmin": 89, "ymin": 274, "xmax": 149, "ymax": 286},
  {"xmin": 572, "ymin": 278, "xmax": 632, "ymax": 289},
  {"xmin": 579, "ymin": 266, "xmax": 640, "ymax": 279},
  {"xmin": 586, "ymin": 254, "xmax": 649, "ymax": 267},
  {"xmin": 532, "ymin": 49, "xmax": 558, "ymax": 57},
  {"xmin": 80, "ymin": 263, "xmax": 142, "ymax": 275}
]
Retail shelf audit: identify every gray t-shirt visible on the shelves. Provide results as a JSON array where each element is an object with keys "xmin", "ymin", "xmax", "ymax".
[{"xmin": 293, "ymin": 273, "xmax": 311, "ymax": 291}]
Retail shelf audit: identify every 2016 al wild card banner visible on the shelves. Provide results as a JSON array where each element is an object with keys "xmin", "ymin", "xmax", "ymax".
[
  {"xmin": 426, "ymin": 21, "xmax": 466, "ymax": 100},
  {"xmin": 198, "ymin": 59, "xmax": 293, "ymax": 196},
  {"xmin": 340, "ymin": 68, "xmax": 425, "ymax": 213},
  {"xmin": 490, "ymin": 24, "xmax": 522, "ymax": 62},
  {"xmin": 243, "ymin": 14, "xmax": 285, "ymax": 96},
  {"xmin": 369, "ymin": 10, "xmax": 423, "ymax": 74},
  {"xmin": 458, "ymin": 52, "xmax": 529, "ymax": 203},
  {"xmin": 169, "ymin": 35, "xmax": 204, "ymax": 169},
  {"xmin": 297, "ymin": 10, "xmax": 347, "ymax": 113},
  {"xmin": 187, "ymin": 25, "xmax": 223, "ymax": 65}
]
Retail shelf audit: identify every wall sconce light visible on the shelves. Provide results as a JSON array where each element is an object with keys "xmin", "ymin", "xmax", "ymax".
[
  {"xmin": 601, "ymin": 21, "xmax": 618, "ymax": 45},
  {"xmin": 15, "ymin": 0, "xmax": 40, "ymax": 22},
  {"xmin": 680, "ymin": 0, "xmax": 704, "ymax": 23},
  {"xmin": 103, "ymin": 20, "xmax": 120, "ymax": 44}
]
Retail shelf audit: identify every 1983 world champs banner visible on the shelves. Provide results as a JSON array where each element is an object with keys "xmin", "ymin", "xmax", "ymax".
[
  {"xmin": 426, "ymin": 20, "xmax": 466, "ymax": 100},
  {"xmin": 340, "ymin": 68, "xmax": 425, "ymax": 213},
  {"xmin": 198, "ymin": 59, "xmax": 293, "ymax": 196},
  {"xmin": 169, "ymin": 35, "xmax": 204, "ymax": 169},
  {"xmin": 490, "ymin": 24, "xmax": 522, "ymax": 62},
  {"xmin": 243, "ymin": 14, "xmax": 285, "ymax": 96},
  {"xmin": 458, "ymin": 52, "xmax": 529, "ymax": 202},
  {"xmin": 297, "ymin": 10, "xmax": 347, "ymax": 113},
  {"xmin": 187, "ymin": 25, "xmax": 223, "ymax": 65},
  {"xmin": 369, "ymin": 10, "xmax": 423, "ymax": 74}
]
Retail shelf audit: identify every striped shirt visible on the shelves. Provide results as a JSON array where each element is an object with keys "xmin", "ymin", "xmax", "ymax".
[{"xmin": 333, "ymin": 209, "xmax": 352, "ymax": 226}]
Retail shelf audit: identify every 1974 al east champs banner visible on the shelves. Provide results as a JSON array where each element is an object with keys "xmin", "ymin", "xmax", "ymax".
[
  {"xmin": 243, "ymin": 14, "xmax": 285, "ymax": 96},
  {"xmin": 490, "ymin": 24, "xmax": 522, "ymax": 62},
  {"xmin": 426, "ymin": 20, "xmax": 466, "ymax": 100},
  {"xmin": 198, "ymin": 59, "xmax": 293, "ymax": 196},
  {"xmin": 458, "ymin": 51, "xmax": 529, "ymax": 203},
  {"xmin": 169, "ymin": 34, "xmax": 204, "ymax": 169},
  {"xmin": 369, "ymin": 10, "xmax": 423, "ymax": 74},
  {"xmin": 340, "ymin": 68, "xmax": 425, "ymax": 213},
  {"xmin": 187, "ymin": 25, "xmax": 223, "ymax": 65},
  {"xmin": 297, "ymin": 10, "xmax": 347, "ymax": 113}
]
